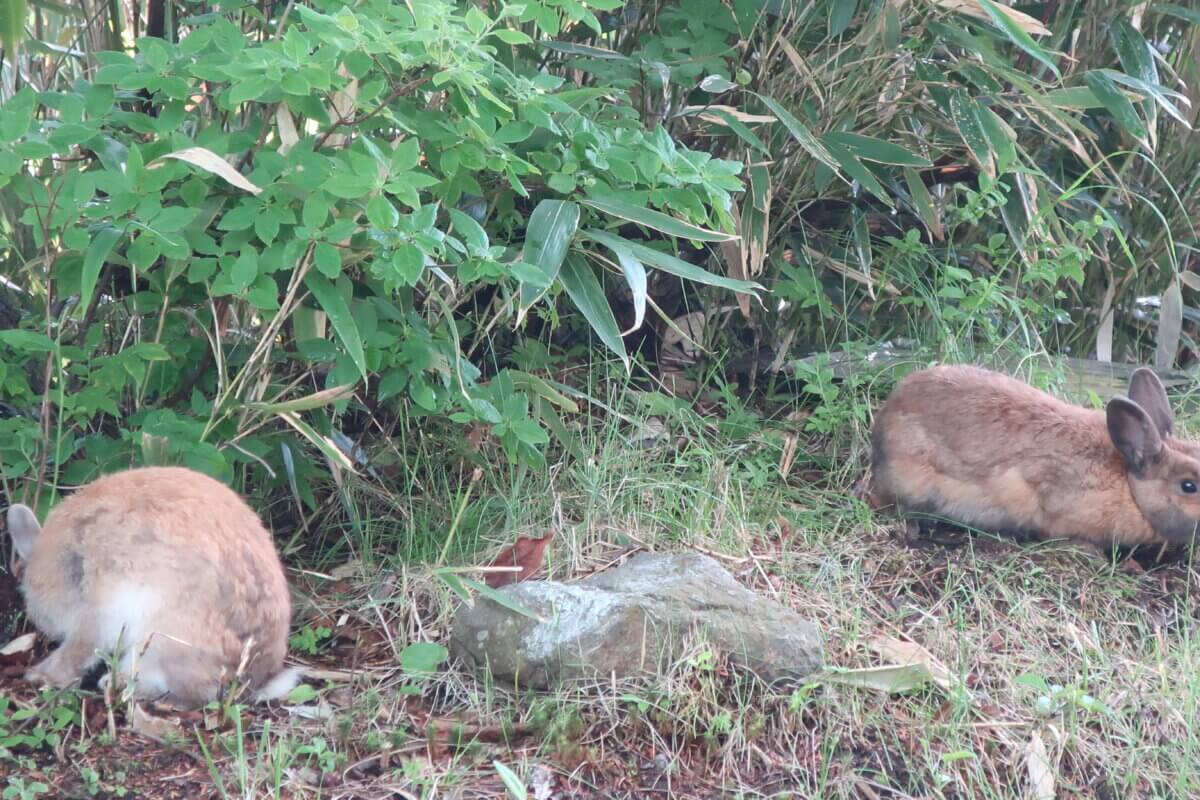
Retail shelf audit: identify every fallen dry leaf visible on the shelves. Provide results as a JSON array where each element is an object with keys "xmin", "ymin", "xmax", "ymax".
[
  {"xmin": 1024, "ymin": 730, "xmax": 1056, "ymax": 800},
  {"xmin": 867, "ymin": 634, "xmax": 960, "ymax": 694},
  {"xmin": 0, "ymin": 632, "xmax": 36, "ymax": 656},
  {"xmin": 153, "ymin": 147, "xmax": 263, "ymax": 195},
  {"xmin": 130, "ymin": 704, "xmax": 185, "ymax": 744},
  {"xmin": 483, "ymin": 530, "xmax": 554, "ymax": 588}
]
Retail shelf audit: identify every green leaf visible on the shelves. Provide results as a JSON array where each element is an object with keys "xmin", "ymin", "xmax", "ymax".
[
  {"xmin": 314, "ymin": 242, "xmax": 342, "ymax": 278},
  {"xmin": 0, "ymin": 86, "xmax": 35, "ymax": 142},
  {"xmin": 399, "ymin": 642, "xmax": 449, "ymax": 675},
  {"xmin": 948, "ymin": 90, "xmax": 996, "ymax": 177},
  {"xmin": 1097, "ymin": 69, "xmax": 1190, "ymax": 127},
  {"xmin": 304, "ymin": 273, "xmax": 367, "ymax": 382},
  {"xmin": 0, "ymin": 329, "xmax": 55, "ymax": 353},
  {"xmin": 494, "ymin": 761, "xmax": 527, "ymax": 800},
  {"xmin": 582, "ymin": 229, "xmax": 762, "ymax": 294},
  {"xmin": 976, "ymin": 106, "xmax": 1017, "ymax": 174},
  {"xmin": 559, "ymin": 253, "xmax": 627, "ymax": 367},
  {"xmin": 580, "ymin": 197, "xmax": 737, "ymax": 242},
  {"xmin": 1083, "ymin": 70, "xmax": 1148, "ymax": 141},
  {"xmin": 493, "ymin": 28, "xmax": 533, "ymax": 45},
  {"xmin": 753, "ymin": 92, "xmax": 837, "ymax": 171},
  {"xmin": 540, "ymin": 41, "xmax": 629, "ymax": 61},
  {"xmin": 79, "ymin": 227, "xmax": 122, "ymax": 319},
  {"xmin": 586, "ymin": 231, "xmax": 646, "ymax": 330},
  {"xmin": 821, "ymin": 139, "xmax": 894, "ymax": 208},
  {"xmin": 519, "ymin": 199, "xmax": 579, "ymax": 310},
  {"xmin": 902, "ymin": 168, "xmax": 942, "ymax": 241},
  {"xmin": 448, "ymin": 207, "xmax": 489, "ymax": 253},
  {"xmin": 1153, "ymin": 3, "xmax": 1200, "ymax": 24},
  {"xmin": 1109, "ymin": 19, "xmax": 1157, "ymax": 88},
  {"xmin": 976, "ymin": 0, "xmax": 1060, "ymax": 79},
  {"xmin": 0, "ymin": 0, "xmax": 26, "ymax": 59},
  {"xmin": 459, "ymin": 575, "xmax": 544, "ymax": 621},
  {"xmin": 822, "ymin": 132, "xmax": 932, "ymax": 167},
  {"xmin": 702, "ymin": 108, "xmax": 770, "ymax": 156}
]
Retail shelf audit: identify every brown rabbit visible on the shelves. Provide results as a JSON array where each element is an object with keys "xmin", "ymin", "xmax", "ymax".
[
  {"xmin": 866, "ymin": 363, "xmax": 1200, "ymax": 550},
  {"xmin": 5, "ymin": 466, "xmax": 298, "ymax": 708}
]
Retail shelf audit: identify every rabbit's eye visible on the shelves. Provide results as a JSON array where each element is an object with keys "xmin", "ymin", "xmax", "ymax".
[{"xmin": 1182, "ymin": 480, "xmax": 1198, "ymax": 494}]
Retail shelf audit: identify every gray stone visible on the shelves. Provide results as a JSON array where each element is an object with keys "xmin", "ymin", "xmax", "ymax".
[{"xmin": 450, "ymin": 551, "xmax": 823, "ymax": 689}]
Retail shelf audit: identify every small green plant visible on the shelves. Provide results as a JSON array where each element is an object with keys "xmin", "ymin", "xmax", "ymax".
[
  {"xmin": 1017, "ymin": 673, "xmax": 1115, "ymax": 718},
  {"xmin": 2, "ymin": 777, "xmax": 50, "ymax": 800},
  {"xmin": 289, "ymin": 624, "xmax": 333, "ymax": 655}
]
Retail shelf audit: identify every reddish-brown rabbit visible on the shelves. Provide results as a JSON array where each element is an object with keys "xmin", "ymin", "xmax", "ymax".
[
  {"xmin": 867, "ymin": 364, "xmax": 1200, "ymax": 549},
  {"xmin": 6, "ymin": 466, "xmax": 297, "ymax": 708}
]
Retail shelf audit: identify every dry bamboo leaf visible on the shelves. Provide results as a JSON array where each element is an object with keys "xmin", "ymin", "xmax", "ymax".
[
  {"xmin": 1095, "ymin": 273, "xmax": 1116, "ymax": 363},
  {"xmin": 154, "ymin": 147, "xmax": 263, "ymax": 195},
  {"xmin": 325, "ymin": 64, "xmax": 359, "ymax": 149},
  {"xmin": 802, "ymin": 245, "xmax": 901, "ymax": 298},
  {"xmin": 130, "ymin": 704, "xmax": 185, "ymax": 744},
  {"xmin": 719, "ymin": 205, "xmax": 751, "ymax": 319},
  {"xmin": 0, "ymin": 632, "xmax": 36, "ymax": 656},
  {"xmin": 276, "ymin": 105, "xmax": 300, "ymax": 155},
  {"xmin": 686, "ymin": 104, "xmax": 777, "ymax": 124},
  {"xmin": 1155, "ymin": 275, "xmax": 1183, "ymax": 369},
  {"xmin": 1023, "ymin": 730, "xmax": 1056, "ymax": 800},
  {"xmin": 775, "ymin": 34, "xmax": 826, "ymax": 106},
  {"xmin": 934, "ymin": 0, "xmax": 1051, "ymax": 36},
  {"xmin": 1179, "ymin": 271, "xmax": 1200, "ymax": 292},
  {"xmin": 867, "ymin": 634, "xmax": 958, "ymax": 693}
]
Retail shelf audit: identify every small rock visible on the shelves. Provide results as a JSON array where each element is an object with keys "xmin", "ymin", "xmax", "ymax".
[{"xmin": 450, "ymin": 551, "xmax": 823, "ymax": 688}]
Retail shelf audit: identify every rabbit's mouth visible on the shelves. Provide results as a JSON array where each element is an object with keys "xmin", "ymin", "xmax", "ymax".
[{"xmin": 1139, "ymin": 501, "xmax": 1200, "ymax": 546}]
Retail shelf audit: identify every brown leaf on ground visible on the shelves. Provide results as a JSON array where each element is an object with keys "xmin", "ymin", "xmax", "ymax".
[{"xmin": 483, "ymin": 530, "xmax": 554, "ymax": 588}]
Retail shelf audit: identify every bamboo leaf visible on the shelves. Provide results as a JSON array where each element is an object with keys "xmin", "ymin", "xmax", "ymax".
[
  {"xmin": 1156, "ymin": 276, "xmax": 1183, "ymax": 369},
  {"xmin": 79, "ymin": 227, "xmax": 122, "ymax": 320},
  {"xmin": 247, "ymin": 384, "xmax": 356, "ymax": 414},
  {"xmin": 949, "ymin": 91, "xmax": 995, "ymax": 177},
  {"xmin": 976, "ymin": 0, "xmax": 1060, "ymax": 78},
  {"xmin": 902, "ymin": 168, "xmax": 943, "ymax": 241},
  {"xmin": 1083, "ymin": 70, "xmax": 1149, "ymax": 141},
  {"xmin": 154, "ymin": 147, "xmax": 264, "ymax": 195},
  {"xmin": 0, "ymin": 0, "xmax": 26, "ymax": 57},
  {"xmin": 581, "ymin": 229, "xmax": 763, "ymax": 294},
  {"xmin": 586, "ymin": 232, "xmax": 647, "ymax": 331},
  {"xmin": 519, "ymin": 199, "xmax": 580, "ymax": 312},
  {"xmin": 580, "ymin": 197, "xmax": 737, "ymax": 242},
  {"xmin": 822, "ymin": 132, "xmax": 932, "ymax": 167},
  {"xmin": 753, "ymin": 92, "xmax": 838, "ymax": 171},
  {"xmin": 821, "ymin": 138, "xmax": 894, "ymax": 208},
  {"xmin": 702, "ymin": 108, "xmax": 771, "ymax": 156},
  {"xmin": 304, "ymin": 273, "xmax": 367, "ymax": 382},
  {"xmin": 559, "ymin": 253, "xmax": 628, "ymax": 367}
]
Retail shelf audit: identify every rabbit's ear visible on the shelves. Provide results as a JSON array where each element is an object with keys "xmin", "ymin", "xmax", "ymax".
[
  {"xmin": 6, "ymin": 504, "xmax": 41, "ymax": 561},
  {"xmin": 1128, "ymin": 367, "xmax": 1173, "ymax": 437},
  {"xmin": 1107, "ymin": 397, "xmax": 1165, "ymax": 474}
]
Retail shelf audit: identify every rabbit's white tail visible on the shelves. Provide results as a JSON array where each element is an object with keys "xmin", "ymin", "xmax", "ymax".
[{"xmin": 254, "ymin": 666, "xmax": 304, "ymax": 703}]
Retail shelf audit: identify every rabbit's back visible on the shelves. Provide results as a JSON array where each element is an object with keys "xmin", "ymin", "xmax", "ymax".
[
  {"xmin": 21, "ymin": 467, "xmax": 290, "ymax": 699},
  {"xmin": 868, "ymin": 365, "xmax": 1159, "ymax": 545}
]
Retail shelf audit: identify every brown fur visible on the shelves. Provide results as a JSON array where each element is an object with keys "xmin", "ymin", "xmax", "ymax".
[
  {"xmin": 868, "ymin": 364, "xmax": 1200, "ymax": 549},
  {"xmin": 5, "ymin": 467, "xmax": 295, "ymax": 708}
]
